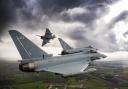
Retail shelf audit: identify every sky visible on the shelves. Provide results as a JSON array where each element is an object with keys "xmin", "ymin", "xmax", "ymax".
[{"xmin": 0, "ymin": 0, "xmax": 128, "ymax": 61}]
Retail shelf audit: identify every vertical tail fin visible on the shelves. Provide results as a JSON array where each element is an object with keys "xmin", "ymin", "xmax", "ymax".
[
  {"xmin": 9, "ymin": 30, "xmax": 48, "ymax": 59},
  {"xmin": 58, "ymin": 38, "xmax": 72, "ymax": 50}
]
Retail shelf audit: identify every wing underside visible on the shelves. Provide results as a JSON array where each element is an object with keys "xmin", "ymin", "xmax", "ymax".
[
  {"xmin": 42, "ymin": 39, "xmax": 50, "ymax": 46},
  {"xmin": 36, "ymin": 60, "xmax": 89, "ymax": 76}
]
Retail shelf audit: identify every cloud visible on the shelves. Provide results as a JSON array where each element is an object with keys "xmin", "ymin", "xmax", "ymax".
[
  {"xmin": 60, "ymin": 3, "xmax": 109, "ymax": 26},
  {"xmin": 124, "ymin": 31, "xmax": 128, "ymax": 37},
  {"xmin": 0, "ymin": 0, "xmax": 128, "ymax": 52},
  {"xmin": 108, "ymin": 11, "xmax": 128, "ymax": 29},
  {"xmin": 38, "ymin": 0, "xmax": 82, "ymax": 14},
  {"xmin": 0, "ymin": 0, "xmax": 26, "ymax": 36},
  {"xmin": 59, "ymin": 0, "xmax": 128, "ymax": 52},
  {"xmin": 0, "ymin": 0, "xmax": 116, "ymax": 34},
  {"xmin": 68, "ymin": 29, "xmax": 118, "ymax": 51}
]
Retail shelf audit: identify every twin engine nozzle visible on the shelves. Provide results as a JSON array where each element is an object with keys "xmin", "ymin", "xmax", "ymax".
[{"xmin": 19, "ymin": 63, "xmax": 36, "ymax": 72}]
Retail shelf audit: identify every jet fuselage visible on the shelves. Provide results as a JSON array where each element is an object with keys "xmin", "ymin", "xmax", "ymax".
[{"xmin": 19, "ymin": 52, "xmax": 106, "ymax": 73}]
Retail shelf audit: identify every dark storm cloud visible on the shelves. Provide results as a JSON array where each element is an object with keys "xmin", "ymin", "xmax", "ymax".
[
  {"xmin": 0, "ymin": 0, "xmax": 83, "ymax": 37},
  {"xmin": 68, "ymin": 29, "xmax": 118, "ymax": 51},
  {"xmin": 0, "ymin": 0, "xmax": 26, "ymax": 33},
  {"xmin": 108, "ymin": 11, "xmax": 128, "ymax": 29},
  {"xmin": 60, "ymin": 0, "xmax": 118, "ymax": 29},
  {"xmin": 68, "ymin": 29, "xmax": 86, "ymax": 40},
  {"xmin": 62, "ymin": 0, "xmax": 119, "ymax": 51},
  {"xmin": 0, "ymin": 0, "xmax": 123, "ymax": 52},
  {"xmin": 61, "ymin": 6, "xmax": 107, "ymax": 25},
  {"xmin": 0, "ymin": 0, "xmax": 117, "ymax": 35},
  {"xmin": 68, "ymin": 29, "xmax": 94, "ymax": 47},
  {"xmin": 38, "ymin": 0, "xmax": 116, "ymax": 16},
  {"xmin": 123, "ymin": 31, "xmax": 128, "ymax": 37},
  {"xmin": 108, "ymin": 33, "xmax": 117, "ymax": 44},
  {"xmin": 38, "ymin": 0, "xmax": 82, "ymax": 15}
]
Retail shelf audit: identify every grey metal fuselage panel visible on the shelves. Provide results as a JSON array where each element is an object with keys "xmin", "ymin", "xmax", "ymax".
[
  {"xmin": 34, "ymin": 52, "xmax": 102, "ymax": 75},
  {"xmin": 65, "ymin": 47, "xmax": 97, "ymax": 53},
  {"xmin": 58, "ymin": 38, "xmax": 97, "ymax": 55}
]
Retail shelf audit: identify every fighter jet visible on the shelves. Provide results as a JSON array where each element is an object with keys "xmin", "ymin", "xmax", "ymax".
[
  {"xmin": 58, "ymin": 38, "xmax": 97, "ymax": 55},
  {"xmin": 37, "ymin": 28, "xmax": 55, "ymax": 46},
  {"xmin": 9, "ymin": 30, "xmax": 106, "ymax": 77}
]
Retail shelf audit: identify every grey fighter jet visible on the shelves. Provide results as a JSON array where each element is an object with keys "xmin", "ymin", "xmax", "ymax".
[
  {"xmin": 58, "ymin": 38, "xmax": 97, "ymax": 55},
  {"xmin": 9, "ymin": 30, "xmax": 106, "ymax": 77},
  {"xmin": 37, "ymin": 28, "xmax": 55, "ymax": 46}
]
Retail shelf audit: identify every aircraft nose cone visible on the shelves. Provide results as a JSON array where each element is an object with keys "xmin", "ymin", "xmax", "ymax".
[
  {"xmin": 102, "ymin": 54, "xmax": 107, "ymax": 58},
  {"xmin": 98, "ymin": 53, "xmax": 107, "ymax": 58}
]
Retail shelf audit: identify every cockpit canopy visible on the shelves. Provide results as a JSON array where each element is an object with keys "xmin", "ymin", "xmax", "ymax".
[{"xmin": 89, "ymin": 50, "xmax": 97, "ymax": 53}]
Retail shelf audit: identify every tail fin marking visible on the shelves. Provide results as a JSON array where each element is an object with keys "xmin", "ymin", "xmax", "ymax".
[{"xmin": 9, "ymin": 30, "xmax": 48, "ymax": 60}]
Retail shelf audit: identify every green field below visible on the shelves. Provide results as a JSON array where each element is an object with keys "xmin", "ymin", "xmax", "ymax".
[{"xmin": 0, "ymin": 60, "xmax": 128, "ymax": 89}]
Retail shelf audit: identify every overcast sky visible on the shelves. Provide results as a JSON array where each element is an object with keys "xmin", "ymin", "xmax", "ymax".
[{"xmin": 0, "ymin": 0, "xmax": 128, "ymax": 61}]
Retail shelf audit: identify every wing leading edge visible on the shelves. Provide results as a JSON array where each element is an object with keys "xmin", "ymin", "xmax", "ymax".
[{"xmin": 42, "ymin": 39, "xmax": 50, "ymax": 46}]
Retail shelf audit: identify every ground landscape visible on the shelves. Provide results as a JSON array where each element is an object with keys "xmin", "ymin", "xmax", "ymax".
[{"xmin": 0, "ymin": 60, "xmax": 128, "ymax": 89}]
